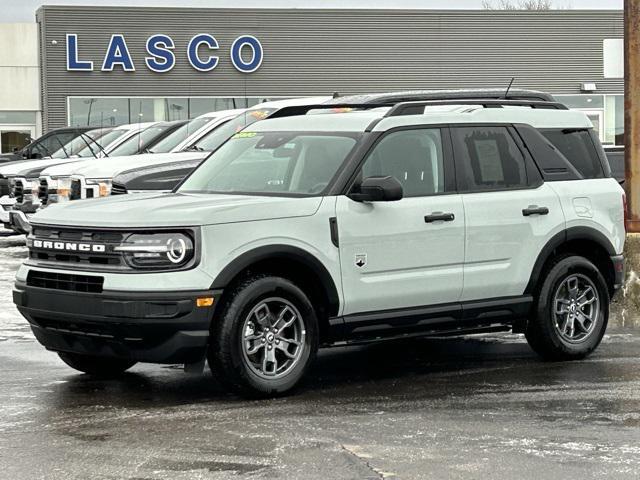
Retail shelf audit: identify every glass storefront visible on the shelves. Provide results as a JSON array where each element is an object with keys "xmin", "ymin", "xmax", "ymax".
[
  {"xmin": 555, "ymin": 94, "xmax": 623, "ymax": 146},
  {"xmin": 68, "ymin": 97, "xmax": 277, "ymax": 127}
]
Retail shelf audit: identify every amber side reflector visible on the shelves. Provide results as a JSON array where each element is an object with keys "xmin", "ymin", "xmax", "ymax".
[{"xmin": 196, "ymin": 297, "xmax": 214, "ymax": 307}]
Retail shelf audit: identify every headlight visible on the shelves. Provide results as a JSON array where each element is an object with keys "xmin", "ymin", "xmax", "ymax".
[
  {"xmin": 86, "ymin": 178, "xmax": 112, "ymax": 197},
  {"xmin": 114, "ymin": 233, "xmax": 195, "ymax": 270},
  {"xmin": 50, "ymin": 177, "xmax": 72, "ymax": 203}
]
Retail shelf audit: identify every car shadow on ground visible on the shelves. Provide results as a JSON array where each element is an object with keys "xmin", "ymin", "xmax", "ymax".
[{"xmin": 44, "ymin": 336, "xmax": 549, "ymax": 409}]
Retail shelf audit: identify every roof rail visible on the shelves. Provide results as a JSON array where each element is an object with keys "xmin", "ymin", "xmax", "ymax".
[
  {"xmin": 266, "ymin": 98, "xmax": 568, "ymax": 120},
  {"xmin": 385, "ymin": 99, "xmax": 568, "ymax": 117}
]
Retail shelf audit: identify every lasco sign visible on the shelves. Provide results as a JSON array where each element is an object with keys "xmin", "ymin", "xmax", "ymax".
[{"xmin": 66, "ymin": 33, "xmax": 263, "ymax": 73}]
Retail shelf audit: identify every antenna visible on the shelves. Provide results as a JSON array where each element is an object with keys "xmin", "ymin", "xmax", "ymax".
[{"xmin": 504, "ymin": 77, "xmax": 515, "ymax": 99}]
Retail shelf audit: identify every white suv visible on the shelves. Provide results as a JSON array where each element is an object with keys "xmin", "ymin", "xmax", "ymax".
[{"xmin": 13, "ymin": 95, "xmax": 625, "ymax": 397}]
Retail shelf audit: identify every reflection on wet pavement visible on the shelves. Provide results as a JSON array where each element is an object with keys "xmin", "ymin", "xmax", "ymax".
[{"xmin": 0, "ymin": 235, "xmax": 31, "ymax": 341}]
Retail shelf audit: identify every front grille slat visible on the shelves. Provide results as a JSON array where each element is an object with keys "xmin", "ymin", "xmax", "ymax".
[
  {"xmin": 70, "ymin": 179, "xmax": 81, "ymax": 200},
  {"xmin": 38, "ymin": 179, "xmax": 49, "ymax": 206},
  {"xmin": 27, "ymin": 270, "xmax": 104, "ymax": 293},
  {"xmin": 13, "ymin": 180, "xmax": 24, "ymax": 203},
  {"xmin": 110, "ymin": 183, "xmax": 127, "ymax": 195},
  {"xmin": 0, "ymin": 177, "xmax": 9, "ymax": 197},
  {"xmin": 28, "ymin": 227, "xmax": 127, "ymax": 270}
]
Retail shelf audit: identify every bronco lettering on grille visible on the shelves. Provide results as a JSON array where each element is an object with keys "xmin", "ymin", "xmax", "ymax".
[{"xmin": 32, "ymin": 239, "xmax": 106, "ymax": 253}]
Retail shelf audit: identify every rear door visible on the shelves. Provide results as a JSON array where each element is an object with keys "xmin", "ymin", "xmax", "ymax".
[{"xmin": 452, "ymin": 125, "xmax": 564, "ymax": 302}]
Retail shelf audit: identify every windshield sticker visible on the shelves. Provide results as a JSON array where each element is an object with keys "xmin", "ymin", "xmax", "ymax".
[
  {"xmin": 232, "ymin": 131, "xmax": 258, "ymax": 139},
  {"xmin": 249, "ymin": 110, "xmax": 271, "ymax": 119}
]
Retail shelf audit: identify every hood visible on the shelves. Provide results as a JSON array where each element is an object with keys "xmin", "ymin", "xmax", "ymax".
[
  {"xmin": 30, "ymin": 192, "xmax": 323, "ymax": 228},
  {"xmin": 40, "ymin": 151, "xmax": 208, "ymax": 179},
  {"xmin": 0, "ymin": 157, "xmax": 81, "ymax": 177}
]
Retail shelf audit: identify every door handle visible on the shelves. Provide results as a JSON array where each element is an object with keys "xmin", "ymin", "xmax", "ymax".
[
  {"xmin": 522, "ymin": 205, "xmax": 549, "ymax": 216},
  {"xmin": 424, "ymin": 212, "xmax": 455, "ymax": 223}
]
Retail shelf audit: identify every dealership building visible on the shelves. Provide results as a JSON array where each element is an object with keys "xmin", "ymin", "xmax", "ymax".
[{"xmin": 0, "ymin": 6, "xmax": 625, "ymax": 154}]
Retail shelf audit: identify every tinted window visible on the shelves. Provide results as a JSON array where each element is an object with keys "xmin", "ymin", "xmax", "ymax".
[
  {"xmin": 541, "ymin": 129, "xmax": 604, "ymax": 179},
  {"xmin": 452, "ymin": 126, "xmax": 528, "ymax": 191},
  {"xmin": 361, "ymin": 129, "xmax": 445, "ymax": 197},
  {"xmin": 109, "ymin": 125, "xmax": 172, "ymax": 157},
  {"xmin": 191, "ymin": 109, "xmax": 276, "ymax": 152},
  {"xmin": 150, "ymin": 117, "xmax": 212, "ymax": 153}
]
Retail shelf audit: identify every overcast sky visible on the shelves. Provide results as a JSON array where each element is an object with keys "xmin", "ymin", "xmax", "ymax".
[{"xmin": 0, "ymin": 0, "xmax": 623, "ymax": 23}]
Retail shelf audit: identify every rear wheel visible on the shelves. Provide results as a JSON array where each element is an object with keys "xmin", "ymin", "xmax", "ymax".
[
  {"xmin": 208, "ymin": 275, "xmax": 319, "ymax": 397},
  {"xmin": 58, "ymin": 352, "xmax": 135, "ymax": 377},
  {"xmin": 526, "ymin": 255, "xmax": 609, "ymax": 360}
]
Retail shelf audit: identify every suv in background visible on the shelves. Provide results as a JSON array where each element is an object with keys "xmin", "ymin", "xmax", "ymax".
[
  {"xmin": 14, "ymin": 94, "xmax": 624, "ymax": 397},
  {"xmin": 0, "ymin": 127, "xmax": 91, "ymax": 164}
]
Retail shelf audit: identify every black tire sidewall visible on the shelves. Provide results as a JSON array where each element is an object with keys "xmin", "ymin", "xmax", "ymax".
[
  {"xmin": 211, "ymin": 276, "xmax": 319, "ymax": 396},
  {"xmin": 533, "ymin": 255, "xmax": 609, "ymax": 358}
]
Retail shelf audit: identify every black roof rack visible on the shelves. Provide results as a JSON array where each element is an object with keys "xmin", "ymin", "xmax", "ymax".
[
  {"xmin": 325, "ymin": 88, "xmax": 558, "ymax": 105},
  {"xmin": 267, "ymin": 98, "xmax": 568, "ymax": 120},
  {"xmin": 385, "ymin": 99, "xmax": 568, "ymax": 116}
]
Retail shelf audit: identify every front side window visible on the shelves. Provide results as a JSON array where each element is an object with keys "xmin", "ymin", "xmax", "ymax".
[
  {"xmin": 360, "ymin": 128, "xmax": 445, "ymax": 197},
  {"xmin": 179, "ymin": 131, "xmax": 359, "ymax": 196},
  {"xmin": 452, "ymin": 126, "xmax": 528, "ymax": 191},
  {"xmin": 540, "ymin": 129, "xmax": 604, "ymax": 179}
]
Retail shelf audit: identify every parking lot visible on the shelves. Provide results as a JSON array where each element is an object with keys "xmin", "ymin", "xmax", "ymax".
[{"xmin": 1, "ymin": 234, "xmax": 640, "ymax": 480}]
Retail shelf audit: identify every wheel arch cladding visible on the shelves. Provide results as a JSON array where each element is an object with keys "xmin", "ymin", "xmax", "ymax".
[
  {"xmin": 211, "ymin": 245, "xmax": 340, "ymax": 336},
  {"xmin": 525, "ymin": 227, "xmax": 618, "ymax": 296}
]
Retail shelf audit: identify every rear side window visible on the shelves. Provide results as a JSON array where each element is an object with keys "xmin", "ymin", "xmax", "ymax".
[
  {"xmin": 540, "ymin": 129, "xmax": 604, "ymax": 179},
  {"xmin": 452, "ymin": 126, "xmax": 528, "ymax": 191}
]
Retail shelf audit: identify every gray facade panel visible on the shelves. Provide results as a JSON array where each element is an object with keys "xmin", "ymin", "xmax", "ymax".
[{"xmin": 38, "ymin": 6, "xmax": 624, "ymax": 130}]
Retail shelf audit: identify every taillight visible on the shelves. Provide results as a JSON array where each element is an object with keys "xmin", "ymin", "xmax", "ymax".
[{"xmin": 623, "ymin": 192, "xmax": 628, "ymax": 232}]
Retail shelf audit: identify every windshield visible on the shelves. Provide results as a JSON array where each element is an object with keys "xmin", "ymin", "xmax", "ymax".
[
  {"xmin": 75, "ymin": 128, "xmax": 128, "ymax": 157},
  {"xmin": 189, "ymin": 109, "xmax": 276, "ymax": 152},
  {"xmin": 51, "ymin": 129, "xmax": 111, "ymax": 158},
  {"xmin": 178, "ymin": 131, "xmax": 359, "ymax": 196},
  {"xmin": 149, "ymin": 117, "xmax": 213, "ymax": 153},
  {"xmin": 109, "ymin": 125, "xmax": 173, "ymax": 157}
]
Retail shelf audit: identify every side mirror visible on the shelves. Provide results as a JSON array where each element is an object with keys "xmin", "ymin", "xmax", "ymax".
[
  {"xmin": 12, "ymin": 147, "xmax": 19, "ymax": 153},
  {"xmin": 349, "ymin": 175, "xmax": 403, "ymax": 202}
]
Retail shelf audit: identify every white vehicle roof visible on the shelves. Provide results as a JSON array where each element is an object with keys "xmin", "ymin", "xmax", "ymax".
[
  {"xmin": 41, "ymin": 151, "xmax": 208, "ymax": 179},
  {"xmin": 248, "ymin": 105, "xmax": 593, "ymax": 133}
]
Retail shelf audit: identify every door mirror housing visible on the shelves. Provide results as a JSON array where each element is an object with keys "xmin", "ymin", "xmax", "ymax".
[{"xmin": 349, "ymin": 175, "xmax": 403, "ymax": 202}]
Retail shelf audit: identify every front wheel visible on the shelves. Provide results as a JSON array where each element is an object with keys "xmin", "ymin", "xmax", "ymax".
[
  {"xmin": 208, "ymin": 275, "xmax": 319, "ymax": 397},
  {"xmin": 526, "ymin": 255, "xmax": 609, "ymax": 361},
  {"xmin": 58, "ymin": 352, "xmax": 136, "ymax": 377}
]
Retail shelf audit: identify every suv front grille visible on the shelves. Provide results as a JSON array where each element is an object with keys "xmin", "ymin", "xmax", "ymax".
[
  {"xmin": 27, "ymin": 270, "xmax": 104, "ymax": 293},
  {"xmin": 12, "ymin": 180, "xmax": 24, "ymax": 203},
  {"xmin": 38, "ymin": 179, "xmax": 49, "ymax": 205},
  {"xmin": 0, "ymin": 177, "xmax": 9, "ymax": 197},
  {"xmin": 70, "ymin": 179, "xmax": 81, "ymax": 200},
  {"xmin": 110, "ymin": 182, "xmax": 127, "ymax": 195},
  {"xmin": 28, "ymin": 226, "xmax": 127, "ymax": 270}
]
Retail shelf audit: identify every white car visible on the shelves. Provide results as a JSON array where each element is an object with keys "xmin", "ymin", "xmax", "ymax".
[{"xmin": 14, "ymin": 92, "xmax": 625, "ymax": 397}]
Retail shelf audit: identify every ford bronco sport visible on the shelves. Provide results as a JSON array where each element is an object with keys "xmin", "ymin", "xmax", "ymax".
[{"xmin": 13, "ymin": 95, "xmax": 625, "ymax": 397}]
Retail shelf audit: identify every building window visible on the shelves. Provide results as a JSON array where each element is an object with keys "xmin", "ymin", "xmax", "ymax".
[
  {"xmin": 556, "ymin": 94, "xmax": 623, "ymax": 147},
  {"xmin": 68, "ymin": 97, "xmax": 277, "ymax": 127}
]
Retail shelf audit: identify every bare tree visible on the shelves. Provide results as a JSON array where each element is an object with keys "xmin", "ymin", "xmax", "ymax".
[{"xmin": 482, "ymin": 0, "xmax": 555, "ymax": 9}]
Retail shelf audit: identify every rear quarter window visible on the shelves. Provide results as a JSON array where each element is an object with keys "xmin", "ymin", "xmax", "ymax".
[{"xmin": 540, "ymin": 129, "xmax": 604, "ymax": 179}]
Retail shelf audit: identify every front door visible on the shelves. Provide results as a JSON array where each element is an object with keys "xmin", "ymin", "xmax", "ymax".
[{"xmin": 337, "ymin": 127, "xmax": 465, "ymax": 324}]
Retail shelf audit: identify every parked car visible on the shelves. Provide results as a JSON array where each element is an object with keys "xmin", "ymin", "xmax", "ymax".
[
  {"xmin": 14, "ymin": 92, "xmax": 624, "ymax": 398},
  {"xmin": 106, "ymin": 120, "xmax": 188, "ymax": 157},
  {"xmin": 604, "ymin": 146, "xmax": 624, "ymax": 183},
  {"xmin": 0, "ymin": 127, "xmax": 91, "ymax": 164}
]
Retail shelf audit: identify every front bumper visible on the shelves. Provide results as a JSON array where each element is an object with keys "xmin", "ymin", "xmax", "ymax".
[
  {"xmin": 13, "ymin": 281, "xmax": 222, "ymax": 364},
  {"xmin": 0, "ymin": 196, "xmax": 15, "ymax": 226},
  {"xmin": 9, "ymin": 210, "xmax": 33, "ymax": 234}
]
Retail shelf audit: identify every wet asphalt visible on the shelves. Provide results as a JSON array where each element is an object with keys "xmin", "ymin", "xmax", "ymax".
[{"xmin": 1, "ymin": 233, "xmax": 640, "ymax": 480}]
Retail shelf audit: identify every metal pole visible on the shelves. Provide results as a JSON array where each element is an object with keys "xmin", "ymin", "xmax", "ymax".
[{"xmin": 625, "ymin": 0, "xmax": 640, "ymax": 231}]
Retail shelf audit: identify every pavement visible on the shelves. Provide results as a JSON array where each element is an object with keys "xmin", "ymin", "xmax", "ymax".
[{"xmin": 1, "ymin": 234, "xmax": 640, "ymax": 480}]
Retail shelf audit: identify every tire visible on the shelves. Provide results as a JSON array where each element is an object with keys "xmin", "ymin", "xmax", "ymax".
[
  {"xmin": 526, "ymin": 255, "xmax": 609, "ymax": 361},
  {"xmin": 58, "ymin": 352, "xmax": 136, "ymax": 377},
  {"xmin": 208, "ymin": 275, "xmax": 319, "ymax": 397}
]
